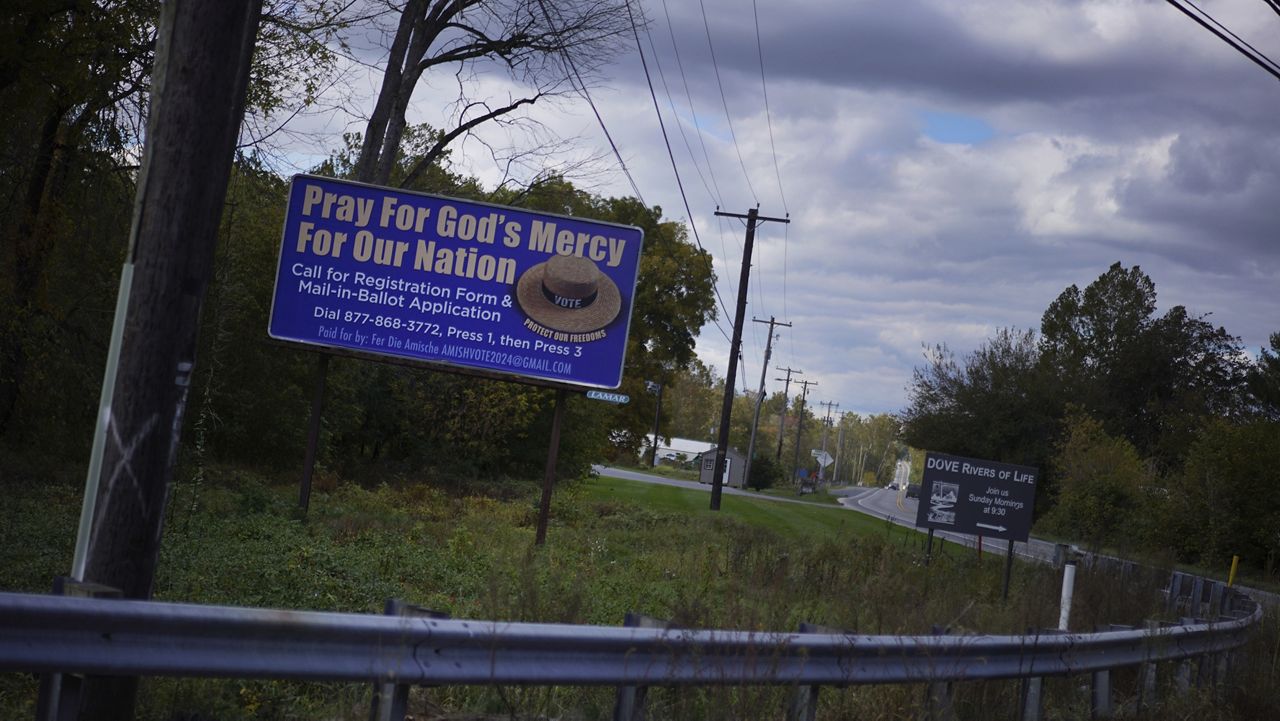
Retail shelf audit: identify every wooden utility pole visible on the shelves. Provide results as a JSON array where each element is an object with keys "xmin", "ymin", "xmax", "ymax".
[
  {"xmin": 743, "ymin": 317, "xmax": 790, "ymax": 487},
  {"xmin": 773, "ymin": 367, "xmax": 801, "ymax": 461},
  {"xmin": 817, "ymin": 401, "xmax": 838, "ymax": 482},
  {"xmin": 790, "ymin": 379, "xmax": 817, "ymax": 489},
  {"xmin": 709, "ymin": 208, "xmax": 788, "ymax": 511},
  {"xmin": 832, "ymin": 413, "xmax": 847, "ymax": 485},
  {"xmin": 74, "ymin": 1, "xmax": 263, "ymax": 717}
]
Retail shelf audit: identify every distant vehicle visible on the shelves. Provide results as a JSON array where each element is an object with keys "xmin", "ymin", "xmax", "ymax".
[{"xmin": 905, "ymin": 483, "xmax": 921, "ymax": 499}]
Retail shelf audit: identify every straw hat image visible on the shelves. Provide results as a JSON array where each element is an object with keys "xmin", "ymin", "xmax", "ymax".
[{"xmin": 515, "ymin": 254, "xmax": 622, "ymax": 333}]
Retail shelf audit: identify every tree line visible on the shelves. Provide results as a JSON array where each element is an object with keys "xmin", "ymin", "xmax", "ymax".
[
  {"xmin": 901, "ymin": 262, "xmax": 1280, "ymax": 576},
  {"xmin": 0, "ymin": 0, "xmax": 716, "ymax": 492},
  {"xmin": 651, "ymin": 358, "xmax": 905, "ymax": 489}
]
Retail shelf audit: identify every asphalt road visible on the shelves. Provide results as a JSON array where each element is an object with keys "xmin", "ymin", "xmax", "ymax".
[{"xmin": 839, "ymin": 486, "xmax": 1059, "ymax": 563}]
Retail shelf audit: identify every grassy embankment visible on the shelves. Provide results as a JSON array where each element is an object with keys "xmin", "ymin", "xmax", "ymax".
[{"xmin": 1, "ymin": 461, "xmax": 1276, "ymax": 720}]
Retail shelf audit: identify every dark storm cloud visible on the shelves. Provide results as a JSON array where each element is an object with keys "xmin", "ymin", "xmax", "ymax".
[{"xmin": 309, "ymin": 0, "xmax": 1280, "ymax": 415}]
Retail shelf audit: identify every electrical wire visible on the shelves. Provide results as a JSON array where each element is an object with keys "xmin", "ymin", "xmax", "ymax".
[
  {"xmin": 752, "ymin": 0, "xmax": 788, "ymax": 214},
  {"xmin": 660, "ymin": 0, "xmax": 725, "ymax": 207},
  {"xmin": 639, "ymin": 16, "xmax": 720, "ymax": 215},
  {"xmin": 1183, "ymin": 0, "xmax": 1280, "ymax": 73},
  {"xmin": 698, "ymin": 0, "xmax": 757, "ymax": 203},
  {"xmin": 1164, "ymin": 0, "xmax": 1280, "ymax": 82},
  {"xmin": 624, "ymin": 0, "xmax": 733, "ymax": 342},
  {"xmin": 533, "ymin": 0, "xmax": 647, "ymax": 205}
]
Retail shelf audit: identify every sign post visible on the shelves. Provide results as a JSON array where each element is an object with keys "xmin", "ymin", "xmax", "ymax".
[{"xmin": 914, "ymin": 452, "xmax": 1038, "ymax": 590}]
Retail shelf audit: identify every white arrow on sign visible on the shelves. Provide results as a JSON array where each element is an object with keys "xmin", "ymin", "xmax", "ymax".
[
  {"xmin": 809, "ymin": 449, "xmax": 833, "ymax": 467},
  {"xmin": 975, "ymin": 523, "xmax": 1007, "ymax": 532}
]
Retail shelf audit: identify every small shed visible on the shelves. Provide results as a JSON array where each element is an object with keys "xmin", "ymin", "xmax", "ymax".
[{"xmin": 697, "ymin": 448, "xmax": 747, "ymax": 488}]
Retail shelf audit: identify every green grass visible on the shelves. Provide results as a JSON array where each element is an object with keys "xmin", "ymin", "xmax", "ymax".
[
  {"xmin": 609, "ymin": 459, "xmax": 699, "ymax": 482},
  {"xmin": 587, "ymin": 474, "xmax": 886, "ymax": 537},
  {"xmin": 3, "ymin": 460, "xmax": 1276, "ymax": 720},
  {"xmin": 750, "ymin": 485, "xmax": 844, "ymax": 506}
]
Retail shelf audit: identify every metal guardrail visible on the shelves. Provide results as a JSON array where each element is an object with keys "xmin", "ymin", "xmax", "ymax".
[{"xmin": 0, "ymin": 587, "xmax": 1260, "ymax": 687}]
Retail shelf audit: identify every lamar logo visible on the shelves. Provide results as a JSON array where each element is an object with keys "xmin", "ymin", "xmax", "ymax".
[{"xmin": 928, "ymin": 481, "xmax": 958, "ymax": 525}]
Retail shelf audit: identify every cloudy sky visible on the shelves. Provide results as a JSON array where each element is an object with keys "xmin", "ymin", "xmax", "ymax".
[{"xmin": 291, "ymin": 0, "xmax": 1280, "ymax": 417}]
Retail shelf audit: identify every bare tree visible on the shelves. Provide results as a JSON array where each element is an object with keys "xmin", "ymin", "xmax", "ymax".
[{"xmin": 349, "ymin": 0, "xmax": 633, "ymax": 184}]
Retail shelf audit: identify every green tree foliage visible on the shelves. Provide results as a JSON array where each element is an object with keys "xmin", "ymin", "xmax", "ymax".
[
  {"xmin": 662, "ymin": 358, "xmax": 721, "ymax": 442},
  {"xmin": 1158, "ymin": 419, "xmax": 1280, "ymax": 571},
  {"xmin": 903, "ymin": 264, "xmax": 1252, "ymax": 519},
  {"xmin": 178, "ymin": 132, "xmax": 716, "ymax": 484},
  {"xmin": 1042, "ymin": 412, "xmax": 1149, "ymax": 554},
  {"xmin": 0, "ymin": 0, "xmax": 353, "ymax": 444},
  {"xmin": 901, "ymin": 327, "xmax": 1057, "ymax": 471},
  {"xmin": 1246, "ymin": 333, "xmax": 1280, "ymax": 421},
  {"xmin": 1039, "ymin": 262, "xmax": 1246, "ymax": 469},
  {"xmin": 832, "ymin": 413, "xmax": 904, "ymax": 486},
  {"xmin": 747, "ymin": 452, "xmax": 782, "ymax": 490}
]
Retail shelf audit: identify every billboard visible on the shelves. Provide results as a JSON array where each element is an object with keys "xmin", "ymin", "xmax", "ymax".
[
  {"xmin": 913, "ymin": 451, "xmax": 1038, "ymax": 542},
  {"xmin": 268, "ymin": 175, "xmax": 644, "ymax": 389}
]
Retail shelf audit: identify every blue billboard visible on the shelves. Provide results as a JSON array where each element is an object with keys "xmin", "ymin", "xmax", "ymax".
[{"xmin": 268, "ymin": 175, "xmax": 644, "ymax": 389}]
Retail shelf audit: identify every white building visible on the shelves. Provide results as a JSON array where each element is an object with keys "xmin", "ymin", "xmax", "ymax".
[{"xmin": 639, "ymin": 434, "xmax": 716, "ymax": 465}]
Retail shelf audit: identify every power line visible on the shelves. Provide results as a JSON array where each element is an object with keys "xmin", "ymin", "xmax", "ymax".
[
  {"xmin": 1164, "ymin": 0, "xmax": 1280, "ymax": 82},
  {"xmin": 660, "ymin": 0, "xmax": 725, "ymax": 207},
  {"xmin": 1183, "ymin": 0, "xmax": 1280, "ymax": 73},
  {"xmin": 623, "ymin": 0, "xmax": 733, "ymax": 341},
  {"xmin": 751, "ymin": 0, "xmax": 788, "ymax": 214},
  {"xmin": 640, "ymin": 15, "xmax": 720, "ymax": 208},
  {"xmin": 534, "ymin": 0, "xmax": 647, "ymax": 206},
  {"xmin": 698, "ymin": 0, "xmax": 757, "ymax": 203}
]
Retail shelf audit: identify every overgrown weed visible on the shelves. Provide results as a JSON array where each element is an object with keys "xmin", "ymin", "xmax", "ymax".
[{"xmin": 1, "ymin": 470, "xmax": 1276, "ymax": 719}]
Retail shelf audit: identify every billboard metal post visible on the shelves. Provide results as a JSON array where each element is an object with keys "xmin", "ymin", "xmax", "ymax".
[
  {"xmin": 298, "ymin": 355, "xmax": 329, "ymax": 514},
  {"xmin": 535, "ymin": 389, "xmax": 567, "ymax": 546},
  {"xmin": 1003, "ymin": 539, "xmax": 1016, "ymax": 601}
]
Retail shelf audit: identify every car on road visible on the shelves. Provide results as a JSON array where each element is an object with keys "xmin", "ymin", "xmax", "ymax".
[{"xmin": 905, "ymin": 483, "xmax": 921, "ymax": 499}]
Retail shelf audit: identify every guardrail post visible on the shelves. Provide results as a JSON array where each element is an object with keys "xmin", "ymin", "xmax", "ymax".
[
  {"xmin": 1019, "ymin": 629, "xmax": 1066, "ymax": 721},
  {"xmin": 1166, "ymin": 573, "xmax": 1184, "ymax": 613},
  {"xmin": 614, "ymin": 613, "xmax": 670, "ymax": 721},
  {"xmin": 1189, "ymin": 577, "xmax": 1204, "ymax": 616},
  {"xmin": 1088, "ymin": 624, "xmax": 1131, "ymax": 719},
  {"xmin": 787, "ymin": 623, "xmax": 834, "ymax": 721},
  {"xmin": 1173, "ymin": 617, "xmax": 1198, "ymax": 697},
  {"xmin": 922, "ymin": 626, "xmax": 957, "ymax": 721},
  {"xmin": 1208, "ymin": 582, "xmax": 1224, "ymax": 618},
  {"xmin": 35, "ymin": 577, "xmax": 122, "ymax": 721},
  {"xmin": 1136, "ymin": 620, "xmax": 1160, "ymax": 712},
  {"xmin": 370, "ymin": 600, "xmax": 448, "ymax": 721}
]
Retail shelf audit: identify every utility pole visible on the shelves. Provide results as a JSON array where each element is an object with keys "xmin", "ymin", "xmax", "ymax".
[
  {"xmin": 832, "ymin": 413, "xmax": 846, "ymax": 485},
  {"xmin": 773, "ymin": 367, "xmax": 802, "ymax": 461},
  {"xmin": 743, "ymin": 317, "xmax": 791, "ymax": 488},
  {"xmin": 817, "ymin": 400, "xmax": 838, "ymax": 483},
  {"xmin": 709, "ymin": 207, "xmax": 789, "ymax": 511},
  {"xmin": 71, "ymin": 2, "xmax": 264, "ymax": 717},
  {"xmin": 790, "ymin": 379, "xmax": 817, "ymax": 491}
]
